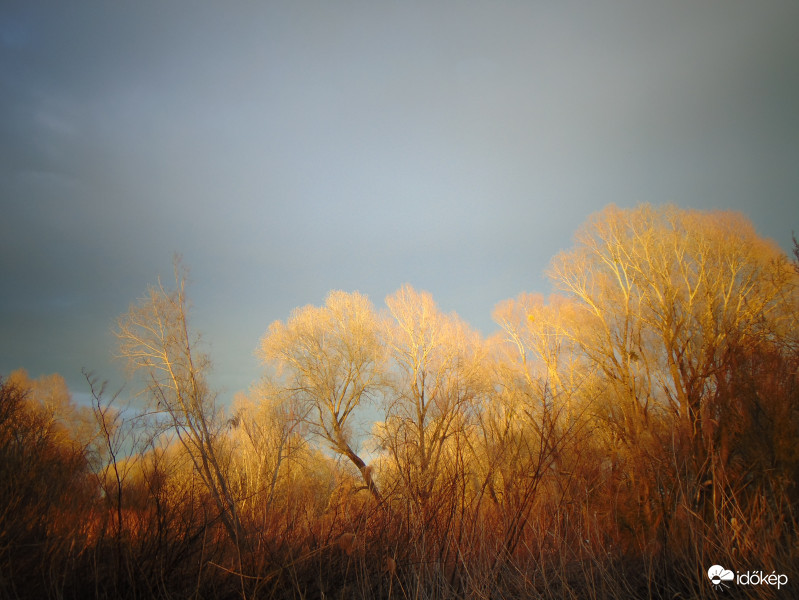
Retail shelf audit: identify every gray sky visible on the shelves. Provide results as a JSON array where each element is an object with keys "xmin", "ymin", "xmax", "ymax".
[{"xmin": 2, "ymin": 1, "xmax": 798, "ymax": 403}]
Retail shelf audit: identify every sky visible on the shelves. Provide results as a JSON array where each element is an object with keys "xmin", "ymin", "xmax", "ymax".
[{"xmin": 1, "ymin": 1, "xmax": 798, "ymax": 404}]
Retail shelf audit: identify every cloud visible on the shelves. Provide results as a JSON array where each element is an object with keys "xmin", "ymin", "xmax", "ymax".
[{"xmin": 1, "ymin": 1, "xmax": 798, "ymax": 399}]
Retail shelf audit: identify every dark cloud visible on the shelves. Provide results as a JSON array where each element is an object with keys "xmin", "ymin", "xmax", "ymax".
[{"xmin": 2, "ymin": 0, "xmax": 798, "ymax": 399}]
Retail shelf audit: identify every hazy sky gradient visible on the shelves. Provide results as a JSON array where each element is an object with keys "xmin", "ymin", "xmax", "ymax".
[{"xmin": 2, "ymin": 1, "xmax": 798, "ymax": 401}]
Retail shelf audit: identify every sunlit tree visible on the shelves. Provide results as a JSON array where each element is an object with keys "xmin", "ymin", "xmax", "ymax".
[
  {"xmin": 229, "ymin": 384, "xmax": 309, "ymax": 523},
  {"xmin": 544, "ymin": 204, "xmax": 799, "ymax": 554},
  {"xmin": 258, "ymin": 290, "xmax": 386, "ymax": 501},
  {"xmin": 378, "ymin": 285, "xmax": 487, "ymax": 526},
  {"xmin": 6, "ymin": 369, "xmax": 96, "ymax": 452},
  {"xmin": 550, "ymin": 204, "xmax": 796, "ymax": 442},
  {"xmin": 115, "ymin": 257, "xmax": 244, "ymax": 552}
]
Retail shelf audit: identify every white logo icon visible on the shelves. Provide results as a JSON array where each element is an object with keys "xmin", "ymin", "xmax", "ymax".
[{"xmin": 708, "ymin": 565, "xmax": 734, "ymax": 591}]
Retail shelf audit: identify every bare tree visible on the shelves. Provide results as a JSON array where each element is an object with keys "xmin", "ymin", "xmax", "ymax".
[
  {"xmin": 379, "ymin": 285, "xmax": 487, "ymax": 512},
  {"xmin": 230, "ymin": 384, "xmax": 308, "ymax": 519},
  {"xmin": 544, "ymin": 204, "xmax": 799, "ymax": 550},
  {"xmin": 258, "ymin": 290, "xmax": 386, "ymax": 501},
  {"xmin": 6, "ymin": 369, "xmax": 96, "ymax": 453},
  {"xmin": 493, "ymin": 293, "xmax": 588, "ymax": 417},
  {"xmin": 115, "ymin": 257, "xmax": 245, "ymax": 553},
  {"xmin": 549, "ymin": 204, "xmax": 796, "ymax": 440}
]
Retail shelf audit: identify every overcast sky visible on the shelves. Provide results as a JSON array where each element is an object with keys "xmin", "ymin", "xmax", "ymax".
[{"xmin": 2, "ymin": 1, "xmax": 798, "ymax": 403}]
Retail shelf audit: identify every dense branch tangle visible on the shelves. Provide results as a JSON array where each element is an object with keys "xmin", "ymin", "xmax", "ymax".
[
  {"xmin": 549, "ymin": 205, "xmax": 795, "ymax": 434},
  {"xmin": 380, "ymin": 285, "xmax": 487, "ymax": 510}
]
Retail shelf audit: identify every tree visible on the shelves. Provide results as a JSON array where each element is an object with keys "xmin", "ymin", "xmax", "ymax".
[
  {"xmin": 6, "ymin": 369, "xmax": 96, "ymax": 453},
  {"xmin": 485, "ymin": 294, "xmax": 595, "ymax": 560},
  {"xmin": 492, "ymin": 293, "xmax": 588, "ymax": 414},
  {"xmin": 0, "ymin": 375, "xmax": 93, "ymax": 599},
  {"xmin": 379, "ymin": 285, "xmax": 487, "ymax": 515},
  {"xmin": 115, "ymin": 258, "xmax": 245, "ymax": 552},
  {"xmin": 549, "ymin": 204, "xmax": 796, "ymax": 443},
  {"xmin": 230, "ymin": 384, "xmax": 308, "ymax": 519},
  {"xmin": 544, "ymin": 204, "xmax": 799, "ymax": 553},
  {"xmin": 258, "ymin": 290, "xmax": 385, "ymax": 501}
]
